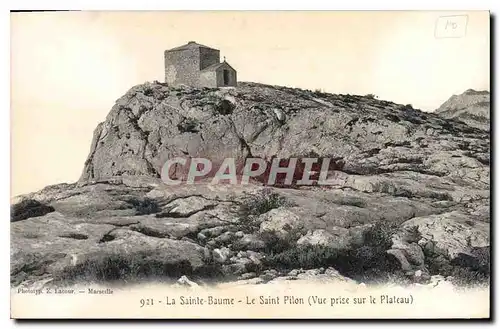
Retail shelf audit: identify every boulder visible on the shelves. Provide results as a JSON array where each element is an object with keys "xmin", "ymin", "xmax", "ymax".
[
  {"xmin": 296, "ymin": 228, "xmax": 351, "ymax": 250},
  {"xmin": 259, "ymin": 209, "xmax": 302, "ymax": 239},
  {"xmin": 213, "ymin": 247, "xmax": 232, "ymax": 264}
]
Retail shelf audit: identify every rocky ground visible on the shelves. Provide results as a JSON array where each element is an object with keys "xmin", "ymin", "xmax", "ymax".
[{"xmin": 11, "ymin": 82, "xmax": 490, "ymax": 289}]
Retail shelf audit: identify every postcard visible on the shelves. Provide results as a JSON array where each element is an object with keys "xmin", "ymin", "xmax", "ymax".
[{"xmin": 10, "ymin": 10, "xmax": 490, "ymax": 319}]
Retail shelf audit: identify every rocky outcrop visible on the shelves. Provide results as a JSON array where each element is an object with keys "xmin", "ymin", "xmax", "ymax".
[
  {"xmin": 79, "ymin": 82, "xmax": 489, "ymax": 181},
  {"xmin": 388, "ymin": 211, "xmax": 490, "ymax": 282},
  {"xmin": 11, "ymin": 82, "xmax": 490, "ymax": 288},
  {"xmin": 435, "ymin": 89, "xmax": 490, "ymax": 131}
]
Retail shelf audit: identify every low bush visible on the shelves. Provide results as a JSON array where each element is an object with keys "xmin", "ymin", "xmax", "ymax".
[
  {"xmin": 237, "ymin": 189, "xmax": 293, "ymax": 231},
  {"xmin": 262, "ymin": 221, "xmax": 401, "ymax": 282},
  {"xmin": 259, "ymin": 226, "xmax": 305, "ymax": 254},
  {"xmin": 177, "ymin": 117, "xmax": 200, "ymax": 133},
  {"xmin": 54, "ymin": 253, "xmax": 189, "ymax": 283},
  {"xmin": 11, "ymin": 199, "xmax": 55, "ymax": 222},
  {"xmin": 124, "ymin": 197, "xmax": 162, "ymax": 215},
  {"xmin": 447, "ymin": 266, "xmax": 490, "ymax": 287},
  {"xmin": 53, "ymin": 252, "xmax": 222, "ymax": 285},
  {"xmin": 215, "ymin": 99, "xmax": 235, "ymax": 115}
]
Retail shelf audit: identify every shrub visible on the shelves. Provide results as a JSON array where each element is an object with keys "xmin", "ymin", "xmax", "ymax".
[
  {"xmin": 153, "ymin": 80, "xmax": 169, "ymax": 87},
  {"xmin": 264, "ymin": 244, "xmax": 340, "ymax": 269},
  {"xmin": 363, "ymin": 221, "xmax": 398, "ymax": 250},
  {"xmin": 259, "ymin": 225, "xmax": 305, "ymax": 254},
  {"xmin": 177, "ymin": 117, "xmax": 199, "ymax": 133},
  {"xmin": 59, "ymin": 233, "xmax": 89, "ymax": 240},
  {"xmin": 236, "ymin": 190, "xmax": 294, "ymax": 233},
  {"xmin": 215, "ymin": 99, "xmax": 235, "ymax": 115},
  {"xmin": 262, "ymin": 220, "xmax": 401, "ymax": 282},
  {"xmin": 124, "ymin": 197, "xmax": 162, "ymax": 215},
  {"xmin": 447, "ymin": 267, "xmax": 490, "ymax": 287},
  {"xmin": 240, "ymin": 190, "xmax": 291, "ymax": 217},
  {"xmin": 428, "ymin": 245, "xmax": 490, "ymax": 287},
  {"xmin": 11, "ymin": 199, "xmax": 55, "ymax": 222},
  {"xmin": 238, "ymin": 190, "xmax": 292, "ymax": 226},
  {"xmin": 53, "ymin": 252, "xmax": 195, "ymax": 284},
  {"xmin": 336, "ymin": 197, "xmax": 366, "ymax": 208},
  {"xmin": 143, "ymin": 87, "xmax": 154, "ymax": 96}
]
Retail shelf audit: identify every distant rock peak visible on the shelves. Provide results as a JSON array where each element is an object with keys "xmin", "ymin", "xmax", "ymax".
[
  {"xmin": 435, "ymin": 88, "xmax": 490, "ymax": 131},
  {"xmin": 464, "ymin": 89, "xmax": 490, "ymax": 95}
]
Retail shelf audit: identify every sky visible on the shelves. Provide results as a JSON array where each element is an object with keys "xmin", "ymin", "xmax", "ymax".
[{"xmin": 10, "ymin": 11, "xmax": 490, "ymax": 196}]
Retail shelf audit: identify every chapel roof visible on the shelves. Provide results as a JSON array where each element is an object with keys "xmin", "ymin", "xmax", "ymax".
[{"xmin": 166, "ymin": 41, "xmax": 219, "ymax": 52}]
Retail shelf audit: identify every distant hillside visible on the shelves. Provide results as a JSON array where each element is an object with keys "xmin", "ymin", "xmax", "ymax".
[{"xmin": 436, "ymin": 89, "xmax": 490, "ymax": 131}]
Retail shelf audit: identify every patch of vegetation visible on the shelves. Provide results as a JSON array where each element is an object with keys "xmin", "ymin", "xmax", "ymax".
[
  {"xmin": 264, "ymin": 244, "xmax": 342, "ymax": 269},
  {"xmin": 439, "ymin": 120, "xmax": 481, "ymax": 135},
  {"xmin": 427, "ymin": 191, "xmax": 453, "ymax": 201},
  {"xmin": 453, "ymin": 246, "xmax": 489, "ymax": 287},
  {"xmin": 447, "ymin": 267, "xmax": 490, "ymax": 287},
  {"xmin": 384, "ymin": 140, "xmax": 411, "ymax": 147},
  {"xmin": 124, "ymin": 197, "xmax": 162, "ymax": 215},
  {"xmin": 427, "ymin": 252, "xmax": 490, "ymax": 287},
  {"xmin": 153, "ymin": 80, "xmax": 169, "ymax": 87},
  {"xmin": 364, "ymin": 221, "xmax": 399, "ymax": 249},
  {"xmin": 215, "ymin": 99, "xmax": 235, "ymax": 115},
  {"xmin": 53, "ymin": 252, "xmax": 194, "ymax": 284},
  {"xmin": 235, "ymin": 189, "xmax": 295, "ymax": 235},
  {"xmin": 424, "ymin": 239, "xmax": 490, "ymax": 287},
  {"xmin": 99, "ymin": 233, "xmax": 116, "ymax": 243},
  {"xmin": 10, "ymin": 252, "xmax": 60, "ymax": 286},
  {"xmin": 385, "ymin": 113, "xmax": 401, "ymax": 123},
  {"xmin": 177, "ymin": 117, "xmax": 200, "ymax": 133},
  {"xmin": 262, "ymin": 221, "xmax": 401, "ymax": 282},
  {"xmin": 336, "ymin": 197, "xmax": 366, "ymax": 208},
  {"xmin": 58, "ymin": 233, "xmax": 89, "ymax": 240},
  {"xmin": 394, "ymin": 157, "xmax": 424, "ymax": 165},
  {"xmin": 363, "ymin": 148, "xmax": 381, "ymax": 157},
  {"xmin": 143, "ymin": 87, "xmax": 154, "ymax": 96},
  {"xmin": 365, "ymin": 93, "xmax": 377, "ymax": 99},
  {"xmin": 130, "ymin": 225, "xmax": 168, "ymax": 238},
  {"xmin": 11, "ymin": 199, "xmax": 55, "ymax": 222},
  {"xmin": 344, "ymin": 117, "xmax": 359, "ymax": 128},
  {"xmin": 51, "ymin": 250, "xmax": 223, "ymax": 285},
  {"xmin": 156, "ymin": 204, "xmax": 216, "ymax": 219},
  {"xmin": 259, "ymin": 226, "xmax": 306, "ymax": 254},
  {"xmin": 237, "ymin": 190, "xmax": 293, "ymax": 230},
  {"xmin": 463, "ymin": 151, "xmax": 490, "ymax": 165},
  {"xmin": 460, "ymin": 112, "xmax": 490, "ymax": 124}
]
